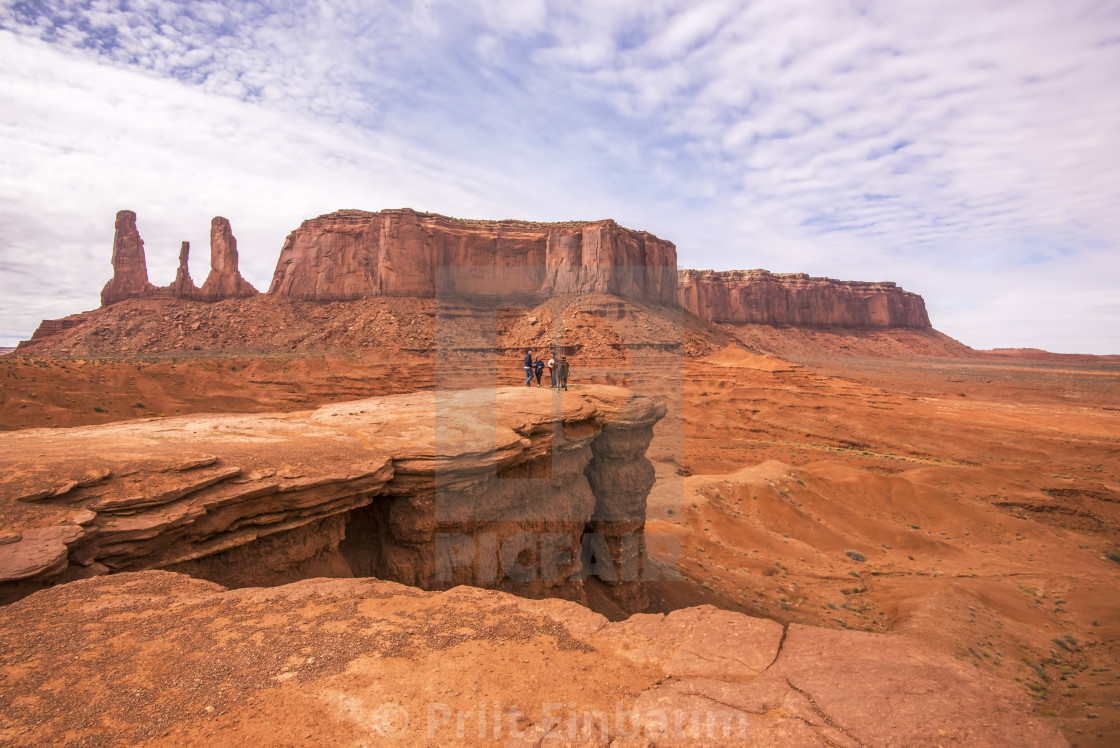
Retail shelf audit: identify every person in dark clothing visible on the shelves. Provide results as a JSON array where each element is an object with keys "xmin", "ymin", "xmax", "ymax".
[
  {"xmin": 533, "ymin": 358, "xmax": 545, "ymax": 387},
  {"xmin": 523, "ymin": 350, "xmax": 533, "ymax": 387},
  {"xmin": 558, "ymin": 356, "xmax": 570, "ymax": 390}
]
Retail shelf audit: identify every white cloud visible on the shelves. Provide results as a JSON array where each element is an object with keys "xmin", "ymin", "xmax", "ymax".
[{"xmin": 0, "ymin": 1, "xmax": 1118, "ymax": 353}]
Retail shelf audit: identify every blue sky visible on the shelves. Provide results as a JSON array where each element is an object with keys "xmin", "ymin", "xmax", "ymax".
[{"xmin": 1, "ymin": 0, "xmax": 1118, "ymax": 353}]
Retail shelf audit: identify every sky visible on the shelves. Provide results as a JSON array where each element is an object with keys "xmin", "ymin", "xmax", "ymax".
[{"xmin": 1, "ymin": 0, "xmax": 1118, "ymax": 353}]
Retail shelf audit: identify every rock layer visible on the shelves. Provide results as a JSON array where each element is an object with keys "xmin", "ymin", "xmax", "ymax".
[
  {"xmin": 268, "ymin": 208, "xmax": 679, "ymax": 305},
  {"xmin": 0, "ymin": 572, "xmax": 1068, "ymax": 746},
  {"xmin": 679, "ymin": 268, "xmax": 932, "ymax": 329},
  {"xmin": 99, "ymin": 210, "xmax": 155, "ymax": 306},
  {"xmin": 0, "ymin": 386, "xmax": 665, "ymax": 607}
]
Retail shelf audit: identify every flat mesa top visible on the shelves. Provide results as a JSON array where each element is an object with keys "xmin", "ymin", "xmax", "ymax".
[{"xmin": 312, "ymin": 207, "xmax": 638, "ymax": 232}]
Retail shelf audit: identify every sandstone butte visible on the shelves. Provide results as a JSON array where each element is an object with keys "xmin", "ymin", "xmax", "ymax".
[
  {"xmin": 268, "ymin": 208, "xmax": 680, "ymax": 305},
  {"xmin": 92, "ymin": 207, "xmax": 934, "ymax": 330},
  {"xmin": 0, "ymin": 385, "xmax": 1065, "ymax": 746},
  {"xmin": 678, "ymin": 268, "xmax": 932, "ymax": 329},
  {"xmin": 0, "ymin": 385, "xmax": 664, "ymax": 610}
]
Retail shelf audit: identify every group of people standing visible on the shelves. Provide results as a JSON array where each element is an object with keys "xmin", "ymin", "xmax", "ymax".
[{"xmin": 523, "ymin": 350, "xmax": 569, "ymax": 390}]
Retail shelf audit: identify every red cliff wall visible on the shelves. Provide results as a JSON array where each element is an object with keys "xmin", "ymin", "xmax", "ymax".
[
  {"xmin": 267, "ymin": 209, "xmax": 678, "ymax": 305},
  {"xmin": 679, "ymin": 269, "xmax": 931, "ymax": 329}
]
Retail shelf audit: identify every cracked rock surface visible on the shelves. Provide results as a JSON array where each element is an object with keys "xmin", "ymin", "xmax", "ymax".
[{"xmin": 0, "ymin": 572, "xmax": 1065, "ymax": 746}]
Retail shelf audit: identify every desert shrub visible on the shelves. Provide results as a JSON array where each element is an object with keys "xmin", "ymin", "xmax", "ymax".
[{"xmin": 845, "ymin": 550, "xmax": 866, "ymax": 563}]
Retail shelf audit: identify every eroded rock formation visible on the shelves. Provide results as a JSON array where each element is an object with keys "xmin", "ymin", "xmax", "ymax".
[
  {"xmin": 98, "ymin": 211, "xmax": 257, "ymax": 306},
  {"xmin": 679, "ymin": 269, "xmax": 932, "ymax": 329},
  {"xmin": 0, "ymin": 571, "xmax": 1067, "ymax": 745},
  {"xmin": 0, "ymin": 386, "xmax": 665, "ymax": 607},
  {"xmin": 198, "ymin": 217, "xmax": 258, "ymax": 300},
  {"xmin": 93, "ymin": 208, "xmax": 939, "ymax": 335},
  {"xmin": 99, "ymin": 210, "xmax": 155, "ymax": 306},
  {"xmin": 268, "ymin": 208, "xmax": 679, "ymax": 305}
]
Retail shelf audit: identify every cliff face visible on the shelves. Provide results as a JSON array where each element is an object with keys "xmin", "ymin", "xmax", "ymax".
[
  {"xmin": 99, "ymin": 210, "xmax": 258, "ymax": 306},
  {"xmin": 679, "ymin": 269, "xmax": 932, "ymax": 329},
  {"xmin": 268, "ymin": 209, "xmax": 679, "ymax": 305},
  {"xmin": 0, "ymin": 386, "xmax": 664, "ymax": 609}
]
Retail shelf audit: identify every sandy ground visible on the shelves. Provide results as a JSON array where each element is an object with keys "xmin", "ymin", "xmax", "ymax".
[
  {"xmin": 2, "ymin": 314, "xmax": 1119, "ymax": 745},
  {"xmin": 660, "ymin": 345, "xmax": 1120, "ymax": 747}
]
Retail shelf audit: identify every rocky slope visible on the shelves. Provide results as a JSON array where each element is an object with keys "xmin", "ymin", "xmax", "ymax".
[
  {"xmin": 0, "ymin": 571, "xmax": 1066, "ymax": 746},
  {"xmin": 12, "ymin": 293, "xmax": 722, "ymax": 360},
  {"xmin": 679, "ymin": 268, "xmax": 932, "ymax": 328},
  {"xmin": 268, "ymin": 208, "xmax": 679, "ymax": 305},
  {"xmin": 0, "ymin": 386, "xmax": 664, "ymax": 609}
]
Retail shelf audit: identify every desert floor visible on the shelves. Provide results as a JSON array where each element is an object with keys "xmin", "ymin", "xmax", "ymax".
[{"xmin": 2, "ymin": 341, "xmax": 1118, "ymax": 746}]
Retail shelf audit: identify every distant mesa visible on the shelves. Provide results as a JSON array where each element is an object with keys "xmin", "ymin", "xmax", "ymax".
[
  {"xmin": 89, "ymin": 208, "xmax": 932, "ymax": 332},
  {"xmin": 100, "ymin": 211, "xmax": 259, "ymax": 306},
  {"xmin": 99, "ymin": 210, "xmax": 155, "ymax": 306},
  {"xmin": 679, "ymin": 268, "xmax": 932, "ymax": 329}
]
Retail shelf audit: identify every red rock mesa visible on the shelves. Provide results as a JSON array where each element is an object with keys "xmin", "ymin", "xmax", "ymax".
[
  {"xmin": 679, "ymin": 268, "xmax": 931, "ymax": 329},
  {"xmin": 267, "ymin": 208, "xmax": 679, "ymax": 304}
]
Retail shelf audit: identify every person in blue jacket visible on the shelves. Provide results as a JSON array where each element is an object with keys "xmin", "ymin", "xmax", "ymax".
[
  {"xmin": 523, "ymin": 350, "xmax": 533, "ymax": 386},
  {"xmin": 533, "ymin": 357, "xmax": 545, "ymax": 387}
]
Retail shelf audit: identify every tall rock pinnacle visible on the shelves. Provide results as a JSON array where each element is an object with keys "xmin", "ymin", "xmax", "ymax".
[
  {"xmin": 198, "ymin": 217, "xmax": 258, "ymax": 300},
  {"xmin": 100, "ymin": 210, "xmax": 155, "ymax": 306},
  {"xmin": 170, "ymin": 241, "xmax": 199, "ymax": 298}
]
